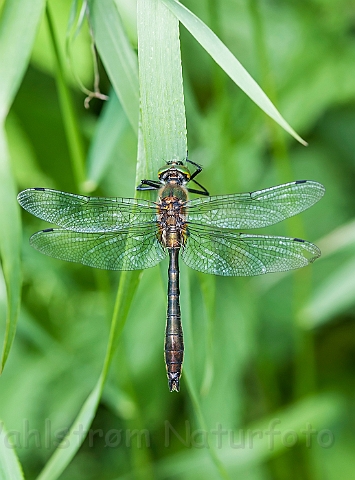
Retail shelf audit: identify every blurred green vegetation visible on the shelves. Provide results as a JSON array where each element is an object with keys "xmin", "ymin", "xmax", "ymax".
[{"xmin": 1, "ymin": 0, "xmax": 355, "ymax": 479}]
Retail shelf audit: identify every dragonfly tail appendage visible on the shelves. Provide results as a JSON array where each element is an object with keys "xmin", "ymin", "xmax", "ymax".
[
  {"xmin": 168, "ymin": 371, "xmax": 181, "ymax": 392},
  {"xmin": 165, "ymin": 249, "xmax": 184, "ymax": 392}
]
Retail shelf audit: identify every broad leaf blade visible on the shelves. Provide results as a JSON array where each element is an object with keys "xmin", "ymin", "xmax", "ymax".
[{"xmin": 138, "ymin": 0, "xmax": 187, "ymax": 179}]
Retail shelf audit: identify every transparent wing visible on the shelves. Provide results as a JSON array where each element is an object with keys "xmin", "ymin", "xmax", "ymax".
[
  {"xmin": 29, "ymin": 225, "xmax": 167, "ymax": 270},
  {"xmin": 18, "ymin": 188, "xmax": 157, "ymax": 232},
  {"xmin": 187, "ymin": 181, "xmax": 325, "ymax": 229},
  {"xmin": 181, "ymin": 225, "xmax": 321, "ymax": 276}
]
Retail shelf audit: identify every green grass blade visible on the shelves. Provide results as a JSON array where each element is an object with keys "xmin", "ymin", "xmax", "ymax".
[
  {"xmin": 0, "ymin": 132, "xmax": 21, "ymax": 372},
  {"xmin": 0, "ymin": 0, "xmax": 44, "ymax": 371},
  {"xmin": 0, "ymin": 0, "xmax": 45, "ymax": 121},
  {"xmin": 184, "ymin": 374, "xmax": 231, "ymax": 480},
  {"xmin": 88, "ymin": 0, "xmax": 139, "ymax": 135},
  {"xmin": 198, "ymin": 272, "xmax": 216, "ymax": 395},
  {"xmin": 0, "ymin": 421, "xmax": 24, "ymax": 480},
  {"xmin": 137, "ymin": 2, "xmax": 230, "ymax": 478},
  {"xmin": 162, "ymin": 0, "xmax": 307, "ymax": 146},
  {"xmin": 138, "ymin": 0, "xmax": 187, "ymax": 179},
  {"xmin": 300, "ymin": 256, "xmax": 355, "ymax": 328},
  {"xmin": 35, "ymin": 380, "xmax": 101, "ymax": 480},
  {"xmin": 36, "ymin": 271, "xmax": 140, "ymax": 480},
  {"xmin": 86, "ymin": 90, "xmax": 129, "ymax": 189},
  {"xmin": 36, "ymin": 3, "xmax": 143, "ymax": 477},
  {"xmin": 46, "ymin": 3, "xmax": 87, "ymax": 191}
]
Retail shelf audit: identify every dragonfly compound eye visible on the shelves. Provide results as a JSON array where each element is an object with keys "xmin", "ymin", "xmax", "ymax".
[{"xmin": 158, "ymin": 163, "xmax": 191, "ymax": 182}]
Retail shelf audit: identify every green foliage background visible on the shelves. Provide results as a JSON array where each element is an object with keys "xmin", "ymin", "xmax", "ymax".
[{"xmin": 0, "ymin": 0, "xmax": 355, "ymax": 479}]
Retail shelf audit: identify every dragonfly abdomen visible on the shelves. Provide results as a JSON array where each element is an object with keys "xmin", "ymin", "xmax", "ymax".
[{"xmin": 165, "ymin": 248, "xmax": 184, "ymax": 392}]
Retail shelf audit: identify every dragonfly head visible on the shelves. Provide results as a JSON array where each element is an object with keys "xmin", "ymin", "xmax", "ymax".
[{"xmin": 158, "ymin": 161, "xmax": 191, "ymax": 185}]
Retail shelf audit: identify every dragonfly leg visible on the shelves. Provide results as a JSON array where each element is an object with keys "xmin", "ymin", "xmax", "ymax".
[
  {"xmin": 186, "ymin": 158, "xmax": 203, "ymax": 180},
  {"xmin": 136, "ymin": 180, "xmax": 161, "ymax": 191},
  {"xmin": 187, "ymin": 180, "xmax": 209, "ymax": 196},
  {"xmin": 186, "ymin": 159, "xmax": 209, "ymax": 195}
]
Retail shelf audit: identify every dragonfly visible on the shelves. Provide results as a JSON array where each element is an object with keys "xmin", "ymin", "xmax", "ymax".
[{"xmin": 17, "ymin": 160, "xmax": 325, "ymax": 392}]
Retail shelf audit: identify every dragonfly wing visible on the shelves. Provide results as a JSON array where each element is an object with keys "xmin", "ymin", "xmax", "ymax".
[
  {"xmin": 29, "ymin": 225, "xmax": 167, "ymax": 270},
  {"xmin": 17, "ymin": 188, "xmax": 157, "ymax": 232},
  {"xmin": 187, "ymin": 181, "xmax": 325, "ymax": 229},
  {"xmin": 181, "ymin": 225, "xmax": 321, "ymax": 276}
]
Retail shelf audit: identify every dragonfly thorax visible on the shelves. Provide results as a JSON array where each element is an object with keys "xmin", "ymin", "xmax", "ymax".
[{"xmin": 158, "ymin": 195, "xmax": 188, "ymax": 249}]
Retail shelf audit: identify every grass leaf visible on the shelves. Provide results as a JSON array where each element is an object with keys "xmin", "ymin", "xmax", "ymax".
[
  {"xmin": 36, "ymin": 380, "xmax": 101, "ymax": 480},
  {"xmin": 0, "ymin": 420, "xmax": 24, "ymax": 480},
  {"xmin": 36, "ymin": 271, "xmax": 140, "ymax": 480},
  {"xmin": 46, "ymin": 4, "xmax": 87, "ymax": 190},
  {"xmin": 88, "ymin": 0, "xmax": 139, "ymax": 135},
  {"xmin": 86, "ymin": 90, "xmax": 129, "ymax": 189},
  {"xmin": 0, "ymin": 133, "xmax": 21, "ymax": 372},
  {"xmin": 0, "ymin": 0, "xmax": 45, "ymax": 372},
  {"xmin": 138, "ymin": 0, "xmax": 187, "ymax": 179},
  {"xmin": 0, "ymin": 0, "xmax": 45, "ymax": 120},
  {"xmin": 300, "ymin": 257, "xmax": 355, "ymax": 328},
  {"xmin": 137, "ymin": 2, "xmax": 230, "ymax": 478},
  {"xmin": 162, "ymin": 0, "xmax": 307, "ymax": 146}
]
